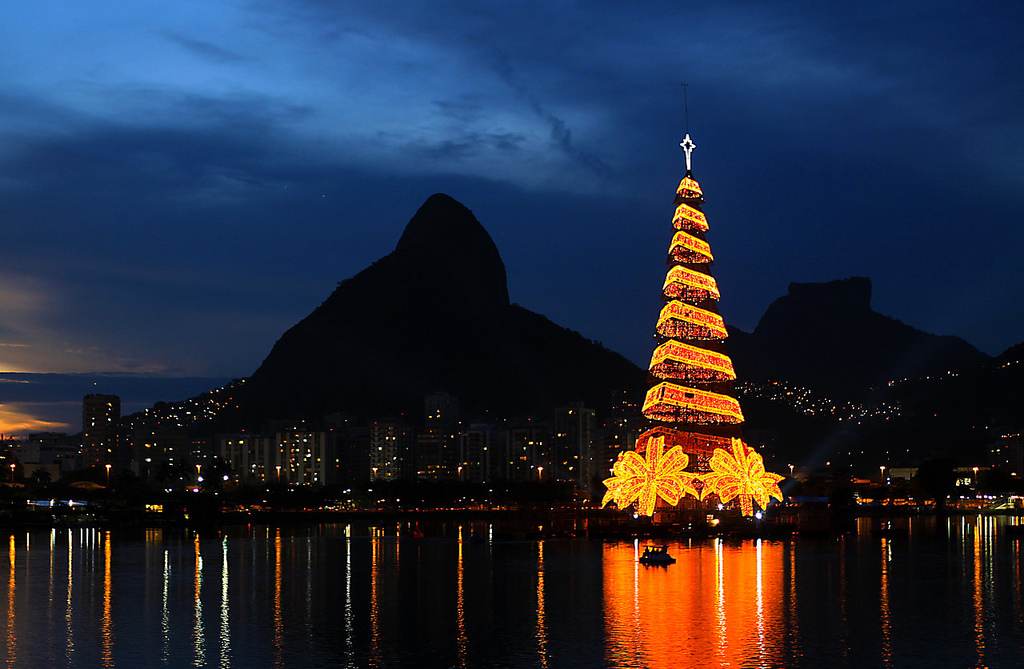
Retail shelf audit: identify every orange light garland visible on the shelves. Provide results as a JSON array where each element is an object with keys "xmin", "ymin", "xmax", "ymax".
[
  {"xmin": 655, "ymin": 301, "xmax": 728, "ymax": 340},
  {"xmin": 602, "ymin": 435, "xmax": 697, "ymax": 516},
  {"xmin": 702, "ymin": 438, "xmax": 784, "ymax": 516},
  {"xmin": 636, "ymin": 427, "xmax": 734, "ymax": 456},
  {"xmin": 643, "ymin": 382, "xmax": 745, "ymax": 424},
  {"xmin": 672, "ymin": 203, "xmax": 708, "ymax": 232},
  {"xmin": 649, "ymin": 340, "xmax": 736, "ymax": 382},
  {"xmin": 662, "ymin": 266, "xmax": 721, "ymax": 301},
  {"xmin": 669, "ymin": 231, "xmax": 714, "ymax": 264},
  {"xmin": 677, "ymin": 176, "xmax": 703, "ymax": 199}
]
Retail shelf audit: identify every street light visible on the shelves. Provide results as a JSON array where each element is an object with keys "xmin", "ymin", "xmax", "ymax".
[
  {"xmin": 973, "ymin": 466, "xmax": 980, "ymax": 487},
  {"xmin": 9, "ymin": 463, "xmax": 14, "ymax": 483},
  {"xmin": 879, "ymin": 465, "xmax": 886, "ymax": 483},
  {"xmin": 537, "ymin": 466, "xmax": 544, "ymax": 481},
  {"xmin": 788, "ymin": 463, "xmax": 794, "ymax": 478},
  {"xmin": 105, "ymin": 463, "xmax": 111, "ymax": 486}
]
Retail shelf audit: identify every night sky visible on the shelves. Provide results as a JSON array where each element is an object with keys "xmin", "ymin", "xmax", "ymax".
[{"xmin": 1, "ymin": 1, "xmax": 1022, "ymax": 434}]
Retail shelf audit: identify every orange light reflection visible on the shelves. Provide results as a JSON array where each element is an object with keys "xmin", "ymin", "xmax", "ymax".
[
  {"xmin": 273, "ymin": 530, "xmax": 283, "ymax": 667},
  {"xmin": 879, "ymin": 537, "xmax": 891, "ymax": 667},
  {"xmin": 456, "ymin": 527, "xmax": 467, "ymax": 668},
  {"xmin": 604, "ymin": 540, "xmax": 783, "ymax": 668},
  {"xmin": 193, "ymin": 534, "xmax": 205, "ymax": 667},
  {"xmin": 7, "ymin": 535, "xmax": 16, "ymax": 666},
  {"xmin": 369, "ymin": 528, "xmax": 381, "ymax": 667},
  {"xmin": 102, "ymin": 532, "xmax": 113, "ymax": 668},
  {"xmin": 536, "ymin": 541, "xmax": 548, "ymax": 667}
]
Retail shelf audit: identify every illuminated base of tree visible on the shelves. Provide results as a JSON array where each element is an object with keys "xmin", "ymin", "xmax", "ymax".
[{"xmin": 605, "ymin": 432, "xmax": 783, "ymax": 518}]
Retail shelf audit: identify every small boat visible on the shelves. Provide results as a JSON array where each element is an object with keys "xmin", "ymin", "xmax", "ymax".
[{"xmin": 638, "ymin": 544, "xmax": 676, "ymax": 565}]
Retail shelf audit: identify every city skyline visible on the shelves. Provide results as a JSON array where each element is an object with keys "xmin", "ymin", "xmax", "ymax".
[{"xmin": 2, "ymin": 1, "xmax": 1022, "ymax": 434}]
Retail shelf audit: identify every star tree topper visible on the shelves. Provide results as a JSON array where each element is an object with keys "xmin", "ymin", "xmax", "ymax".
[{"xmin": 680, "ymin": 133, "xmax": 696, "ymax": 173}]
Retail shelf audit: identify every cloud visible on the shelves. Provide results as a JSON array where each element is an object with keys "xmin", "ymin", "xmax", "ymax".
[
  {"xmin": 0, "ymin": 374, "xmax": 233, "ymax": 434},
  {"xmin": 160, "ymin": 32, "xmax": 251, "ymax": 64},
  {"xmin": 0, "ymin": 403, "xmax": 71, "ymax": 435},
  {"xmin": 0, "ymin": 0, "xmax": 1021, "ymax": 385}
]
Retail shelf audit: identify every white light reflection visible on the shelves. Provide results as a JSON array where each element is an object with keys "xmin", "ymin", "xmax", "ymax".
[
  {"xmin": 632, "ymin": 537, "xmax": 640, "ymax": 639},
  {"xmin": 456, "ymin": 526, "xmax": 467, "ymax": 667},
  {"xmin": 344, "ymin": 525, "xmax": 354, "ymax": 664},
  {"xmin": 48, "ymin": 529, "xmax": 55, "ymax": 645},
  {"xmin": 755, "ymin": 538, "xmax": 765, "ymax": 660},
  {"xmin": 194, "ymin": 535, "xmax": 206, "ymax": 666},
  {"xmin": 715, "ymin": 537, "xmax": 726, "ymax": 665},
  {"xmin": 306, "ymin": 536, "xmax": 313, "ymax": 627},
  {"xmin": 66, "ymin": 530, "xmax": 74, "ymax": 663},
  {"xmin": 162, "ymin": 549, "xmax": 170, "ymax": 662},
  {"xmin": 220, "ymin": 537, "xmax": 230, "ymax": 667}
]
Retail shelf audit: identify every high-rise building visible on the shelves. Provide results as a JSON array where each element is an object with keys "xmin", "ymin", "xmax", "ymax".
[
  {"xmin": 274, "ymin": 427, "xmax": 334, "ymax": 486},
  {"xmin": 218, "ymin": 433, "xmax": 274, "ymax": 483},
  {"xmin": 82, "ymin": 394, "xmax": 120, "ymax": 468},
  {"xmin": 419, "ymin": 392, "xmax": 460, "ymax": 480},
  {"xmin": 424, "ymin": 391, "xmax": 459, "ymax": 428},
  {"xmin": 459, "ymin": 423, "xmax": 498, "ymax": 482},
  {"xmin": 369, "ymin": 420, "xmax": 417, "ymax": 481},
  {"xmin": 506, "ymin": 419, "xmax": 548, "ymax": 482},
  {"xmin": 604, "ymin": 135, "xmax": 782, "ymax": 518},
  {"xmin": 553, "ymin": 402, "xmax": 595, "ymax": 487}
]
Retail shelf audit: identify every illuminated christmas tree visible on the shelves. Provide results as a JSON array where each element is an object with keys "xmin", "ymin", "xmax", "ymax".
[{"xmin": 603, "ymin": 134, "xmax": 782, "ymax": 518}]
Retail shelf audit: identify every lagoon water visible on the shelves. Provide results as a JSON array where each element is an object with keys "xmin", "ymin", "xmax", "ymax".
[{"xmin": 2, "ymin": 516, "xmax": 1024, "ymax": 668}]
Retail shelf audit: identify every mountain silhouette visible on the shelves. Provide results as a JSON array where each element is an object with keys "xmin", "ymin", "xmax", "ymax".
[
  {"xmin": 235, "ymin": 194, "xmax": 645, "ymax": 423},
  {"xmin": 727, "ymin": 277, "xmax": 988, "ymax": 398}
]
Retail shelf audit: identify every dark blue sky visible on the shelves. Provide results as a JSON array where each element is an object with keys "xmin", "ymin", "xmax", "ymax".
[{"xmin": 1, "ymin": 0, "xmax": 1022, "ymax": 433}]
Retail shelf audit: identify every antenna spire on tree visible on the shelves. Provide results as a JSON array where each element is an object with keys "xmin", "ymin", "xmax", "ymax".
[{"xmin": 680, "ymin": 84, "xmax": 695, "ymax": 172}]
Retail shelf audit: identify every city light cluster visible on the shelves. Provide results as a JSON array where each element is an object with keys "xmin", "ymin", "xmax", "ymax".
[
  {"xmin": 125, "ymin": 380, "xmax": 245, "ymax": 432},
  {"xmin": 735, "ymin": 380, "xmax": 903, "ymax": 421}
]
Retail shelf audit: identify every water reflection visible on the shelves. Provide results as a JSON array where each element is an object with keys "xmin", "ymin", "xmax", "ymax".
[
  {"xmin": 7, "ymin": 535, "xmax": 15, "ymax": 666},
  {"xmin": 369, "ymin": 526, "xmax": 380, "ymax": 667},
  {"xmin": 455, "ymin": 527, "xmax": 467, "ymax": 668},
  {"xmin": 102, "ymin": 532, "xmax": 113, "ymax": 668},
  {"xmin": 536, "ymin": 539, "xmax": 547, "ymax": 668},
  {"xmin": 0, "ymin": 520, "xmax": 1023, "ymax": 667},
  {"xmin": 161, "ymin": 548, "xmax": 170, "ymax": 662},
  {"xmin": 220, "ymin": 538, "xmax": 230, "ymax": 667},
  {"xmin": 879, "ymin": 537, "xmax": 891, "ymax": 667},
  {"xmin": 604, "ymin": 538, "xmax": 784, "ymax": 667},
  {"xmin": 273, "ymin": 530, "xmax": 283, "ymax": 667}
]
